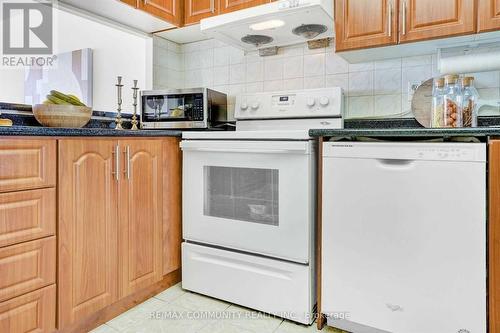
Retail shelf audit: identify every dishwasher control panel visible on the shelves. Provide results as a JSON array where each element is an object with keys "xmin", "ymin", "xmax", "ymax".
[
  {"xmin": 323, "ymin": 142, "xmax": 486, "ymax": 162},
  {"xmin": 415, "ymin": 147, "xmax": 478, "ymax": 161}
]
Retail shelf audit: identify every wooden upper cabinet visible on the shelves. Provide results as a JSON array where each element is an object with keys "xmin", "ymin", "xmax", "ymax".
[
  {"xmin": 185, "ymin": 0, "xmax": 217, "ymax": 25},
  {"xmin": 399, "ymin": 0, "xmax": 476, "ymax": 43},
  {"xmin": 139, "ymin": 0, "xmax": 182, "ymax": 26},
  {"xmin": 58, "ymin": 139, "xmax": 119, "ymax": 328},
  {"xmin": 0, "ymin": 139, "xmax": 56, "ymax": 193},
  {"xmin": 334, "ymin": 0, "xmax": 398, "ymax": 52},
  {"xmin": 219, "ymin": 0, "xmax": 269, "ymax": 14},
  {"xmin": 478, "ymin": 0, "xmax": 500, "ymax": 32},
  {"xmin": 118, "ymin": 140, "xmax": 163, "ymax": 297},
  {"xmin": 121, "ymin": 0, "xmax": 137, "ymax": 7}
]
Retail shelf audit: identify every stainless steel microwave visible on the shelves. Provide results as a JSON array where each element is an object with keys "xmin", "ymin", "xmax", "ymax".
[{"xmin": 140, "ymin": 88, "xmax": 228, "ymax": 129}]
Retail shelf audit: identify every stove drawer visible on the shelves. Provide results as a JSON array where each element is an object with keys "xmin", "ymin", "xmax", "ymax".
[{"xmin": 182, "ymin": 242, "xmax": 314, "ymax": 324}]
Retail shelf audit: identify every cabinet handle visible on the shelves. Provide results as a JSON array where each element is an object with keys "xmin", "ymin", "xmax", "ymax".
[
  {"xmin": 112, "ymin": 145, "xmax": 120, "ymax": 181},
  {"xmin": 125, "ymin": 146, "xmax": 131, "ymax": 180},
  {"xmin": 402, "ymin": 1, "xmax": 407, "ymax": 36},
  {"xmin": 210, "ymin": 0, "xmax": 215, "ymax": 13},
  {"xmin": 388, "ymin": 1, "xmax": 392, "ymax": 37}
]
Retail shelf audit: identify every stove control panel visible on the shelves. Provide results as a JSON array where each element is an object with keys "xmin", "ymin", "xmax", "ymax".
[{"xmin": 235, "ymin": 87, "xmax": 344, "ymax": 120}]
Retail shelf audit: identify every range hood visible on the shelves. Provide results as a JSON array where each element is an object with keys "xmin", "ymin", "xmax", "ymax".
[{"xmin": 200, "ymin": 0, "xmax": 334, "ymax": 51}]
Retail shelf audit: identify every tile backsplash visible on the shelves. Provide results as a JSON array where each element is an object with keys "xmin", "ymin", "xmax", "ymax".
[{"xmin": 153, "ymin": 36, "xmax": 500, "ymax": 120}]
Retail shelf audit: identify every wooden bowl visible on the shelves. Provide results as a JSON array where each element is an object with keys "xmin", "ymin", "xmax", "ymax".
[{"xmin": 33, "ymin": 104, "xmax": 92, "ymax": 128}]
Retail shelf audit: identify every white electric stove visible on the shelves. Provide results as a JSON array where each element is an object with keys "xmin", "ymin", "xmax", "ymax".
[{"xmin": 180, "ymin": 87, "xmax": 344, "ymax": 324}]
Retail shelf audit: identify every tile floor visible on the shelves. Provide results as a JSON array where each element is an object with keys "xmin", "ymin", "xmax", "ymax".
[{"xmin": 90, "ymin": 283, "xmax": 346, "ymax": 333}]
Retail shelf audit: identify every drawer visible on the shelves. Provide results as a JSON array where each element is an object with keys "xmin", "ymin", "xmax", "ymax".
[
  {"xmin": 0, "ymin": 139, "xmax": 56, "ymax": 193},
  {"xmin": 0, "ymin": 237, "xmax": 56, "ymax": 303},
  {"xmin": 0, "ymin": 188, "xmax": 56, "ymax": 248},
  {"xmin": 0, "ymin": 284, "xmax": 56, "ymax": 333},
  {"xmin": 182, "ymin": 242, "xmax": 314, "ymax": 324}
]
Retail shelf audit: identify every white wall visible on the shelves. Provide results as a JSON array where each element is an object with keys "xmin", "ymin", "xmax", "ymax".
[
  {"xmin": 0, "ymin": 7, "xmax": 153, "ymax": 113},
  {"xmin": 153, "ymin": 37, "xmax": 500, "ymax": 120}
]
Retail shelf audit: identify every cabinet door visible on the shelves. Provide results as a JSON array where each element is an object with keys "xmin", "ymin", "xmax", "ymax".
[
  {"xmin": 185, "ymin": 0, "xmax": 217, "ymax": 25},
  {"xmin": 0, "ymin": 285, "xmax": 56, "ymax": 333},
  {"xmin": 334, "ymin": 0, "xmax": 398, "ymax": 52},
  {"xmin": 58, "ymin": 139, "xmax": 119, "ymax": 328},
  {"xmin": 491, "ymin": 140, "xmax": 500, "ymax": 333},
  {"xmin": 478, "ymin": 0, "xmax": 500, "ymax": 32},
  {"xmin": 219, "ymin": 0, "xmax": 269, "ymax": 14},
  {"xmin": 138, "ymin": 0, "xmax": 182, "ymax": 26},
  {"xmin": 119, "ymin": 140, "xmax": 163, "ymax": 297},
  {"xmin": 162, "ymin": 138, "xmax": 182, "ymax": 276},
  {"xmin": 399, "ymin": 0, "xmax": 475, "ymax": 43},
  {"xmin": 121, "ymin": 0, "xmax": 137, "ymax": 7}
]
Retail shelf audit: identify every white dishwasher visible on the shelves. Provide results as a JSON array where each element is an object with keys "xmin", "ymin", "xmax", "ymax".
[{"xmin": 321, "ymin": 142, "xmax": 486, "ymax": 333}]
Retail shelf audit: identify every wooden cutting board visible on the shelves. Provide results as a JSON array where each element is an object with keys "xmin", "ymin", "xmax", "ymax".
[{"xmin": 411, "ymin": 78, "xmax": 434, "ymax": 128}]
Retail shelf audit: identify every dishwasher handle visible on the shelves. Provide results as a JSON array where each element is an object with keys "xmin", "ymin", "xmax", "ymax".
[{"xmin": 377, "ymin": 158, "xmax": 415, "ymax": 169}]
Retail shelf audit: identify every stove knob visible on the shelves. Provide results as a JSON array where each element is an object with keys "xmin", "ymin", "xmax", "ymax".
[
  {"xmin": 251, "ymin": 102, "xmax": 260, "ymax": 110},
  {"xmin": 320, "ymin": 97, "xmax": 330, "ymax": 106},
  {"xmin": 240, "ymin": 103, "xmax": 248, "ymax": 111},
  {"xmin": 306, "ymin": 98, "xmax": 316, "ymax": 107}
]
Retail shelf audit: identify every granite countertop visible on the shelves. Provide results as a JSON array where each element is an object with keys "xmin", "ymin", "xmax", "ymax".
[
  {"xmin": 0, "ymin": 126, "xmax": 182, "ymax": 137},
  {"xmin": 309, "ymin": 126, "xmax": 500, "ymax": 138},
  {"xmin": 310, "ymin": 117, "xmax": 500, "ymax": 138}
]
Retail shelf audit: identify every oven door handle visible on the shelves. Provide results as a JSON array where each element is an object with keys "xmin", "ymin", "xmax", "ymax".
[{"xmin": 181, "ymin": 147, "xmax": 308, "ymax": 154}]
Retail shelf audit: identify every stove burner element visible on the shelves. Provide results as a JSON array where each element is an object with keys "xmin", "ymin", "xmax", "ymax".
[
  {"xmin": 292, "ymin": 24, "xmax": 328, "ymax": 39},
  {"xmin": 241, "ymin": 35, "xmax": 274, "ymax": 47}
]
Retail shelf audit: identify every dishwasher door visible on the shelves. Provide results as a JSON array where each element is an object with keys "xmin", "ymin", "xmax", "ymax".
[{"xmin": 321, "ymin": 142, "xmax": 486, "ymax": 333}]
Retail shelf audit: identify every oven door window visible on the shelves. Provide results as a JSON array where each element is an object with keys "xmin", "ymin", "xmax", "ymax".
[{"xmin": 204, "ymin": 166, "xmax": 279, "ymax": 226}]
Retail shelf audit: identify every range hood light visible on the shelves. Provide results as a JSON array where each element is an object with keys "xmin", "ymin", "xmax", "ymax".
[{"xmin": 249, "ymin": 20, "xmax": 285, "ymax": 31}]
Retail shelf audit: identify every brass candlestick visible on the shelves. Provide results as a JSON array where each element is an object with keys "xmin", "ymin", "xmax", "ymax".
[
  {"xmin": 115, "ymin": 76, "xmax": 124, "ymax": 130},
  {"xmin": 131, "ymin": 80, "xmax": 139, "ymax": 131}
]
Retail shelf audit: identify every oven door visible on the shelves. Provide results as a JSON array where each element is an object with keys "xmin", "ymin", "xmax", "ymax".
[{"xmin": 181, "ymin": 140, "xmax": 314, "ymax": 264}]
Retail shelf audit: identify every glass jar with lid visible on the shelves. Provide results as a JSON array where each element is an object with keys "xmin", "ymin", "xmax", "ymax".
[
  {"xmin": 431, "ymin": 77, "xmax": 445, "ymax": 128},
  {"xmin": 461, "ymin": 76, "xmax": 479, "ymax": 127},
  {"xmin": 442, "ymin": 74, "xmax": 462, "ymax": 128}
]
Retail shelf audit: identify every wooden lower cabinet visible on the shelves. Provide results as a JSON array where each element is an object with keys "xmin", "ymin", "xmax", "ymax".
[
  {"xmin": 490, "ymin": 140, "xmax": 500, "ymax": 333},
  {"xmin": 162, "ymin": 139, "xmax": 182, "ymax": 276},
  {"xmin": 58, "ymin": 137, "xmax": 181, "ymax": 329},
  {"xmin": 0, "ymin": 188, "xmax": 56, "ymax": 248},
  {"xmin": 58, "ymin": 139, "xmax": 119, "ymax": 328},
  {"xmin": 0, "ymin": 237, "xmax": 56, "ymax": 303},
  {"xmin": 119, "ymin": 140, "xmax": 163, "ymax": 297},
  {"xmin": 0, "ymin": 285, "xmax": 56, "ymax": 333},
  {"xmin": 0, "ymin": 138, "xmax": 56, "ymax": 193}
]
